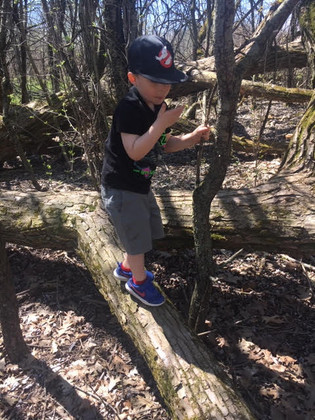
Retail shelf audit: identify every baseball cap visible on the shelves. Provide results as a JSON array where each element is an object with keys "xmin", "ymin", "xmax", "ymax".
[{"xmin": 127, "ymin": 35, "xmax": 188, "ymax": 84}]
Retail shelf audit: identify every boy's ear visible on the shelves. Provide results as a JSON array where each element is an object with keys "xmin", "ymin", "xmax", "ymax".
[{"xmin": 128, "ymin": 72, "xmax": 136, "ymax": 85}]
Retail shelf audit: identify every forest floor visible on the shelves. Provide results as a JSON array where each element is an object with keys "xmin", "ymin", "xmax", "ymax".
[{"xmin": 0, "ymin": 99, "xmax": 314, "ymax": 420}]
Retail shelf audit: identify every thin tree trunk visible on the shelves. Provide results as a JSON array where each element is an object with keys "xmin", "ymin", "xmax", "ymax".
[
  {"xmin": 280, "ymin": 92, "xmax": 315, "ymax": 174},
  {"xmin": 280, "ymin": 0, "xmax": 315, "ymax": 174},
  {"xmin": 189, "ymin": 0, "xmax": 241, "ymax": 332},
  {"xmin": 188, "ymin": 0, "xmax": 301, "ymax": 331},
  {"xmin": 0, "ymin": 239, "xmax": 29, "ymax": 363}
]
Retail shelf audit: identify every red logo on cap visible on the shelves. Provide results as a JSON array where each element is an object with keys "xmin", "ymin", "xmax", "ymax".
[{"xmin": 155, "ymin": 46, "xmax": 172, "ymax": 68}]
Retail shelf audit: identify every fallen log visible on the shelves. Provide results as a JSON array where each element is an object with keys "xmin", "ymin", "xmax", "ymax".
[
  {"xmin": 169, "ymin": 69, "xmax": 313, "ymax": 102},
  {"xmin": 0, "ymin": 189, "xmax": 255, "ymax": 420},
  {"xmin": 1, "ymin": 172, "xmax": 314, "ymax": 256},
  {"xmin": 156, "ymin": 173, "xmax": 315, "ymax": 258}
]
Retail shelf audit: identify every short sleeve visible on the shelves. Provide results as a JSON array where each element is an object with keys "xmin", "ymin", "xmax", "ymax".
[{"xmin": 115, "ymin": 100, "xmax": 148, "ymax": 135}]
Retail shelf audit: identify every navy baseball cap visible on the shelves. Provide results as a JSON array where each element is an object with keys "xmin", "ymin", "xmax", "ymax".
[{"xmin": 127, "ymin": 35, "xmax": 188, "ymax": 84}]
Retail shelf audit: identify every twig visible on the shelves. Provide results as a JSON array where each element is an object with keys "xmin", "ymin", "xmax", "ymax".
[
  {"xmin": 280, "ymin": 254, "xmax": 315, "ymax": 273},
  {"xmin": 218, "ymin": 248, "xmax": 244, "ymax": 267},
  {"xmin": 197, "ymin": 330, "xmax": 212, "ymax": 336},
  {"xmin": 84, "ymin": 383, "xmax": 121, "ymax": 420},
  {"xmin": 280, "ymin": 254, "xmax": 315, "ymax": 299},
  {"xmin": 254, "ymin": 100, "xmax": 272, "ymax": 186}
]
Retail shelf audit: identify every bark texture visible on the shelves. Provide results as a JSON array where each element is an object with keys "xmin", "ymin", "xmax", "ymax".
[
  {"xmin": 0, "ymin": 239, "xmax": 29, "ymax": 362},
  {"xmin": 0, "ymin": 190, "xmax": 254, "ymax": 420},
  {"xmin": 157, "ymin": 175, "xmax": 315, "ymax": 258},
  {"xmin": 0, "ymin": 178, "xmax": 313, "ymax": 259}
]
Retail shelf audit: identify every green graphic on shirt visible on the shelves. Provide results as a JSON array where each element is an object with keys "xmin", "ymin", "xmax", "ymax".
[
  {"xmin": 133, "ymin": 163, "xmax": 155, "ymax": 179},
  {"xmin": 158, "ymin": 132, "xmax": 167, "ymax": 147}
]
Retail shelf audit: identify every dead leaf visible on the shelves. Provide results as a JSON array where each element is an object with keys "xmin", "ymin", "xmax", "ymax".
[
  {"xmin": 51, "ymin": 340, "xmax": 59, "ymax": 354},
  {"xmin": 262, "ymin": 315, "xmax": 286, "ymax": 325}
]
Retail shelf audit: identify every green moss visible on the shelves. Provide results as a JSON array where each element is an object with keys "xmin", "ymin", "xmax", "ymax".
[
  {"xmin": 299, "ymin": 1, "xmax": 315, "ymax": 37},
  {"xmin": 212, "ymin": 211, "xmax": 224, "ymax": 221},
  {"xmin": 79, "ymin": 204, "xmax": 96, "ymax": 212},
  {"xmin": 211, "ymin": 233, "xmax": 227, "ymax": 241},
  {"xmin": 88, "ymin": 203, "xmax": 97, "ymax": 212}
]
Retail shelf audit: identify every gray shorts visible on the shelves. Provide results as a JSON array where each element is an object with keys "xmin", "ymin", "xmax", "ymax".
[{"xmin": 101, "ymin": 186, "xmax": 164, "ymax": 255}]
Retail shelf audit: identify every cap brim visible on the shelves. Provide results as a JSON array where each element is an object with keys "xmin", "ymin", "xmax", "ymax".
[{"xmin": 140, "ymin": 69, "xmax": 188, "ymax": 84}]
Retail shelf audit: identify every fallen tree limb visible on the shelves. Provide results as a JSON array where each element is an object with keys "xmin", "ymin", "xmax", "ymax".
[
  {"xmin": 156, "ymin": 173, "xmax": 314, "ymax": 258},
  {"xmin": 0, "ymin": 189, "xmax": 255, "ymax": 420},
  {"xmin": 1, "ymin": 172, "xmax": 314, "ymax": 258},
  {"xmin": 169, "ymin": 69, "xmax": 312, "ymax": 102}
]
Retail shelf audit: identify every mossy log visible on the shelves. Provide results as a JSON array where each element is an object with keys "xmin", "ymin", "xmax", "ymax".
[
  {"xmin": 171, "ymin": 39, "xmax": 308, "ymax": 98},
  {"xmin": 156, "ymin": 173, "xmax": 315, "ymax": 258},
  {"xmin": 0, "ymin": 99, "xmax": 70, "ymax": 164},
  {"xmin": 0, "ymin": 107, "xmax": 287, "ymax": 165},
  {"xmin": 0, "ymin": 189, "xmax": 255, "ymax": 420},
  {"xmin": 0, "ymin": 171, "xmax": 314, "ymax": 256},
  {"xmin": 169, "ymin": 69, "xmax": 313, "ymax": 102}
]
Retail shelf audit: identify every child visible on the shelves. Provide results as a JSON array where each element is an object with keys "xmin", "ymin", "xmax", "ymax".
[{"xmin": 101, "ymin": 35, "xmax": 210, "ymax": 306}]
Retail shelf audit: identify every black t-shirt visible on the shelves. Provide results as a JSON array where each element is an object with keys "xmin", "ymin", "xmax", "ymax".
[{"xmin": 101, "ymin": 86, "xmax": 169, "ymax": 194}]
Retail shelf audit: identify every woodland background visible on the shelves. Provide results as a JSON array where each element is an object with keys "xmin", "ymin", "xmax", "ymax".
[{"xmin": 0, "ymin": 0, "xmax": 315, "ymax": 419}]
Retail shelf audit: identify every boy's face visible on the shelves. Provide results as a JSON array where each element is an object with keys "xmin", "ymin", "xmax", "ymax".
[{"xmin": 128, "ymin": 72, "xmax": 171, "ymax": 110}]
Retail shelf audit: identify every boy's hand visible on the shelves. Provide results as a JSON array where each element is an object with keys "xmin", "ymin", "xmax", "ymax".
[
  {"xmin": 157, "ymin": 103, "xmax": 184, "ymax": 128},
  {"xmin": 192, "ymin": 125, "xmax": 211, "ymax": 145}
]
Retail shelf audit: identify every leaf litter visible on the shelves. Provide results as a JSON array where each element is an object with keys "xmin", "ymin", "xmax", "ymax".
[
  {"xmin": 0, "ymin": 246, "xmax": 169, "ymax": 420},
  {"xmin": 1, "ymin": 99, "xmax": 314, "ymax": 419},
  {"xmin": 146, "ymin": 248, "xmax": 315, "ymax": 420}
]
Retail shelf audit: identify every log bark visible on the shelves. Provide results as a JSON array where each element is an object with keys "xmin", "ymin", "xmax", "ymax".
[
  {"xmin": 169, "ymin": 69, "xmax": 313, "ymax": 101},
  {"xmin": 0, "ymin": 190, "xmax": 255, "ymax": 420},
  {"xmin": 0, "ymin": 174, "xmax": 313, "ymax": 259},
  {"xmin": 156, "ymin": 174, "xmax": 314, "ymax": 258}
]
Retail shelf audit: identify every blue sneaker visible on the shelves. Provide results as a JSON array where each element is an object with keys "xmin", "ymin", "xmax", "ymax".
[
  {"xmin": 125, "ymin": 277, "xmax": 165, "ymax": 306},
  {"xmin": 113, "ymin": 262, "xmax": 154, "ymax": 282},
  {"xmin": 113, "ymin": 263, "xmax": 132, "ymax": 281}
]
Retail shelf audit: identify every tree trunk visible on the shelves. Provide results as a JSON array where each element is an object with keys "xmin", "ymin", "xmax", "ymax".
[
  {"xmin": 298, "ymin": 0, "xmax": 315, "ymax": 88},
  {"xmin": 0, "ymin": 239, "xmax": 29, "ymax": 363},
  {"xmin": 0, "ymin": 191, "xmax": 255, "ymax": 420},
  {"xmin": 279, "ymin": 0, "xmax": 315, "ymax": 175},
  {"xmin": 188, "ymin": 0, "xmax": 302, "ymax": 332},
  {"xmin": 189, "ymin": 0, "xmax": 241, "ymax": 332},
  {"xmin": 0, "ymin": 175, "xmax": 313, "ymax": 413},
  {"xmin": 280, "ymin": 92, "xmax": 315, "ymax": 174}
]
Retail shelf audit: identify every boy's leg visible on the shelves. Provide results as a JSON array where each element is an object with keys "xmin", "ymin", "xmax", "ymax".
[{"xmin": 124, "ymin": 253, "xmax": 146, "ymax": 283}]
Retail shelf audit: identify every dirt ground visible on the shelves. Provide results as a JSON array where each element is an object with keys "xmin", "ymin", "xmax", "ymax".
[{"xmin": 0, "ymin": 99, "xmax": 314, "ymax": 419}]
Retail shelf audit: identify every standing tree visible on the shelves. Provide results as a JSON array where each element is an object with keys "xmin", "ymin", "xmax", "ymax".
[
  {"xmin": 188, "ymin": 0, "xmax": 301, "ymax": 331},
  {"xmin": 280, "ymin": 0, "xmax": 314, "ymax": 174},
  {"xmin": 0, "ymin": 239, "xmax": 29, "ymax": 363}
]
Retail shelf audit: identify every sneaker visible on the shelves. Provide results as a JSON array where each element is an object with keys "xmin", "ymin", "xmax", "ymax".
[
  {"xmin": 113, "ymin": 263, "xmax": 132, "ymax": 281},
  {"xmin": 125, "ymin": 277, "xmax": 165, "ymax": 306},
  {"xmin": 113, "ymin": 262, "xmax": 154, "ymax": 283}
]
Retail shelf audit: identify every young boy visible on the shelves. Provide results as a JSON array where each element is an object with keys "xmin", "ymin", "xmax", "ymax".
[{"xmin": 101, "ymin": 35, "xmax": 210, "ymax": 306}]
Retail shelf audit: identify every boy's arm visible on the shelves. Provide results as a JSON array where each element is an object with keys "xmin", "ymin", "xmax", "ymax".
[
  {"xmin": 164, "ymin": 125, "xmax": 210, "ymax": 153},
  {"xmin": 122, "ymin": 104, "xmax": 184, "ymax": 161}
]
